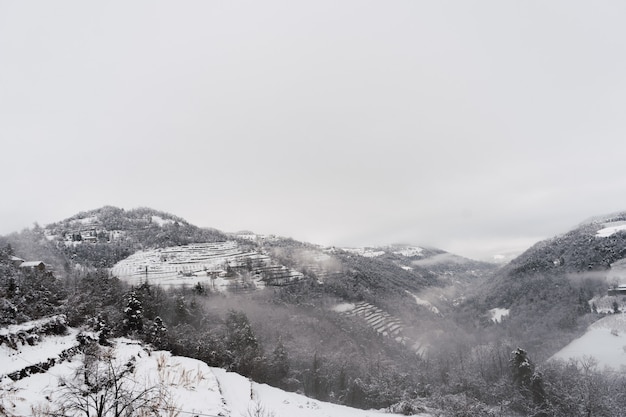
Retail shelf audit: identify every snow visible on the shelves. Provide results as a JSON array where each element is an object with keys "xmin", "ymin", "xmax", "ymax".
[
  {"xmin": 596, "ymin": 221, "xmax": 626, "ymax": 237},
  {"xmin": 393, "ymin": 246, "xmax": 424, "ymax": 257},
  {"xmin": 332, "ymin": 303, "xmax": 356, "ymax": 313},
  {"xmin": 0, "ymin": 318, "xmax": 429, "ymax": 416},
  {"xmin": 406, "ymin": 291, "xmax": 440, "ymax": 315},
  {"xmin": 0, "ymin": 330, "xmax": 80, "ymax": 376},
  {"xmin": 110, "ymin": 241, "xmax": 305, "ymax": 290},
  {"xmin": 213, "ymin": 367, "xmax": 420, "ymax": 417},
  {"xmin": 343, "ymin": 246, "xmax": 424, "ymax": 258},
  {"xmin": 151, "ymin": 215, "xmax": 174, "ymax": 226},
  {"xmin": 489, "ymin": 308, "xmax": 510, "ymax": 323},
  {"xmin": 75, "ymin": 216, "xmax": 98, "ymax": 225},
  {"xmin": 342, "ymin": 247, "xmax": 385, "ymax": 258},
  {"xmin": 552, "ymin": 314, "xmax": 626, "ymax": 370}
]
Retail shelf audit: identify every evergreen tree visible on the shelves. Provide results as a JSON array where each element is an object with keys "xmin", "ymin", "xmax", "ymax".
[
  {"xmin": 174, "ymin": 294, "xmax": 190, "ymax": 325},
  {"xmin": 510, "ymin": 348, "xmax": 546, "ymax": 412},
  {"xmin": 224, "ymin": 310, "xmax": 263, "ymax": 377},
  {"xmin": 88, "ymin": 312, "xmax": 112, "ymax": 345},
  {"xmin": 268, "ymin": 336, "xmax": 289, "ymax": 386},
  {"xmin": 123, "ymin": 290, "xmax": 143, "ymax": 333},
  {"xmin": 148, "ymin": 316, "xmax": 168, "ymax": 349}
]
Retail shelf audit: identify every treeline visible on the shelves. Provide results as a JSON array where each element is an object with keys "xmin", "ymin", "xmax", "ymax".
[{"xmin": 0, "ymin": 244, "xmax": 66, "ymax": 324}]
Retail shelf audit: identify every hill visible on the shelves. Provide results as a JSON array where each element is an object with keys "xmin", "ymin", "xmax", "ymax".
[
  {"xmin": 462, "ymin": 212, "xmax": 626, "ymax": 360},
  {"xmin": 551, "ymin": 314, "xmax": 626, "ymax": 370},
  {"xmin": 0, "ymin": 316, "xmax": 431, "ymax": 417},
  {"xmin": 15, "ymin": 205, "xmax": 622, "ymax": 415},
  {"xmin": 0, "ymin": 206, "xmax": 502, "ymax": 413},
  {"xmin": 44, "ymin": 206, "xmax": 227, "ymax": 269}
]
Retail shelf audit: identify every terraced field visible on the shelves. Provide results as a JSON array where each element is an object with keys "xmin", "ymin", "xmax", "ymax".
[
  {"xmin": 111, "ymin": 241, "xmax": 303, "ymax": 290},
  {"xmin": 334, "ymin": 302, "xmax": 426, "ymax": 354}
]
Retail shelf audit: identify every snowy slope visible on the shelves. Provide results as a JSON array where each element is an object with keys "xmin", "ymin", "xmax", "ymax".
[
  {"xmin": 551, "ymin": 314, "xmax": 626, "ymax": 371},
  {"xmin": 111, "ymin": 241, "xmax": 303, "ymax": 290},
  {"xmin": 0, "ymin": 322, "xmax": 431, "ymax": 416}
]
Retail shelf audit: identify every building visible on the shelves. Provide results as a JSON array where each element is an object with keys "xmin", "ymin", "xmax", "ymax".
[
  {"xmin": 9, "ymin": 256, "xmax": 24, "ymax": 267},
  {"xmin": 19, "ymin": 261, "xmax": 46, "ymax": 271},
  {"xmin": 608, "ymin": 284, "xmax": 626, "ymax": 296}
]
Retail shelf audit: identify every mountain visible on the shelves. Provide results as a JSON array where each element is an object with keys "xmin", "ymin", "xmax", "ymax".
[
  {"xmin": 29, "ymin": 206, "xmax": 495, "ymax": 323},
  {"xmin": 0, "ymin": 206, "xmax": 499, "ymax": 413},
  {"xmin": 464, "ymin": 211, "xmax": 626, "ymax": 360},
  {"xmin": 44, "ymin": 206, "xmax": 227, "ymax": 269},
  {"xmin": 15, "ymin": 206, "xmax": 626, "ymax": 415}
]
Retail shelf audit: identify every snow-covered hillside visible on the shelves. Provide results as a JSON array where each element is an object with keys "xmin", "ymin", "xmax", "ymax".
[
  {"xmin": 111, "ymin": 241, "xmax": 303, "ymax": 290},
  {"xmin": 552, "ymin": 314, "xmax": 626, "ymax": 371},
  {"xmin": 0, "ymin": 318, "xmax": 431, "ymax": 416}
]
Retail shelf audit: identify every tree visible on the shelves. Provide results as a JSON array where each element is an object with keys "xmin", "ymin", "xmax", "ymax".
[
  {"xmin": 148, "ymin": 316, "xmax": 168, "ymax": 350},
  {"xmin": 510, "ymin": 348, "xmax": 546, "ymax": 413},
  {"xmin": 193, "ymin": 281, "xmax": 206, "ymax": 295},
  {"xmin": 268, "ymin": 336, "xmax": 289, "ymax": 386},
  {"xmin": 224, "ymin": 310, "xmax": 263, "ymax": 377},
  {"xmin": 173, "ymin": 294, "xmax": 190, "ymax": 325},
  {"xmin": 123, "ymin": 290, "xmax": 143, "ymax": 333},
  {"xmin": 88, "ymin": 312, "xmax": 112, "ymax": 345},
  {"xmin": 56, "ymin": 343, "xmax": 164, "ymax": 417}
]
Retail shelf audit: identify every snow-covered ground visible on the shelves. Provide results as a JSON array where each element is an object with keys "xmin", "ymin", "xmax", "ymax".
[
  {"xmin": 341, "ymin": 246, "xmax": 424, "ymax": 259},
  {"xmin": 0, "ymin": 319, "xmax": 430, "ymax": 416},
  {"xmin": 111, "ymin": 241, "xmax": 303, "ymax": 290},
  {"xmin": 552, "ymin": 314, "xmax": 626, "ymax": 371},
  {"xmin": 596, "ymin": 221, "xmax": 626, "ymax": 238},
  {"xmin": 332, "ymin": 303, "xmax": 356, "ymax": 313},
  {"xmin": 393, "ymin": 246, "xmax": 424, "ymax": 257},
  {"xmin": 150, "ymin": 215, "xmax": 174, "ymax": 226},
  {"xmin": 406, "ymin": 291, "xmax": 440, "ymax": 315},
  {"xmin": 342, "ymin": 247, "xmax": 386, "ymax": 258},
  {"xmin": 488, "ymin": 308, "xmax": 510, "ymax": 323},
  {"xmin": 334, "ymin": 301, "xmax": 428, "ymax": 354}
]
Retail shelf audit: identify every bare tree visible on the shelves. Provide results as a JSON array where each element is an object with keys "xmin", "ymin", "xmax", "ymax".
[
  {"xmin": 245, "ymin": 401, "xmax": 275, "ymax": 417},
  {"xmin": 55, "ymin": 343, "xmax": 165, "ymax": 417}
]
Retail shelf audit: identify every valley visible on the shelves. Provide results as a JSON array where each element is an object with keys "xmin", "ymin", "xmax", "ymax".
[{"xmin": 3, "ymin": 206, "xmax": 626, "ymax": 415}]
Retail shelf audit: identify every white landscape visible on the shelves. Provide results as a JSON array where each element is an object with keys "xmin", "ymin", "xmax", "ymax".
[
  {"xmin": 552, "ymin": 314, "xmax": 626, "ymax": 371},
  {"xmin": 0, "ymin": 317, "xmax": 430, "ymax": 417},
  {"xmin": 488, "ymin": 308, "xmax": 510, "ymax": 323},
  {"xmin": 596, "ymin": 222, "xmax": 626, "ymax": 238},
  {"xmin": 110, "ymin": 241, "xmax": 302, "ymax": 290}
]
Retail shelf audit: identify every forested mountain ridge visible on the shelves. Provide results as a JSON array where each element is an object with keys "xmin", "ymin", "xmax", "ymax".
[
  {"xmin": 460, "ymin": 212, "xmax": 626, "ymax": 361},
  {"xmin": 23, "ymin": 205, "xmax": 494, "ymax": 312},
  {"xmin": 44, "ymin": 206, "xmax": 227, "ymax": 269},
  {"xmin": 7, "ymin": 207, "xmax": 626, "ymax": 415},
  {"xmin": 0, "ymin": 206, "xmax": 500, "ymax": 413}
]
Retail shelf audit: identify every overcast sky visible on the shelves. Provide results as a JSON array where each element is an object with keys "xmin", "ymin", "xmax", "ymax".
[{"xmin": 2, "ymin": 1, "xmax": 626, "ymax": 260}]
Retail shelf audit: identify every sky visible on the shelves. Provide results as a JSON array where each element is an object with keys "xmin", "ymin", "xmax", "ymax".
[{"xmin": 2, "ymin": 1, "xmax": 626, "ymax": 261}]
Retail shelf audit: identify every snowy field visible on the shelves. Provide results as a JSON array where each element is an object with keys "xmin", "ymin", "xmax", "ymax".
[
  {"xmin": 596, "ymin": 221, "xmax": 626, "ymax": 238},
  {"xmin": 332, "ymin": 301, "xmax": 429, "ymax": 354},
  {"xmin": 406, "ymin": 291, "xmax": 441, "ymax": 315},
  {"xmin": 552, "ymin": 314, "xmax": 626, "ymax": 371},
  {"xmin": 111, "ymin": 241, "xmax": 303, "ymax": 290},
  {"xmin": 489, "ymin": 308, "xmax": 510, "ymax": 323},
  {"xmin": 342, "ymin": 247, "xmax": 386, "ymax": 258},
  {"xmin": 341, "ymin": 246, "xmax": 424, "ymax": 259}
]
